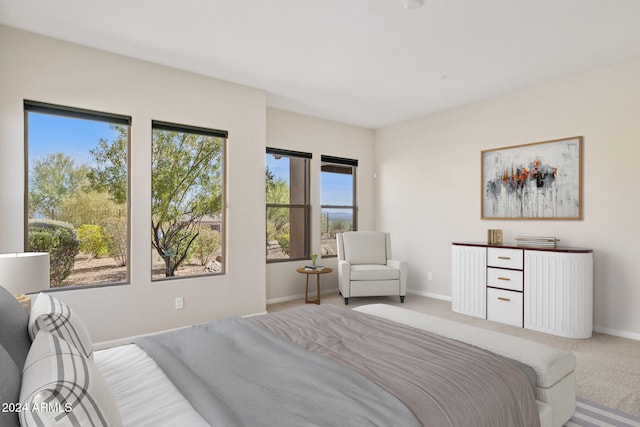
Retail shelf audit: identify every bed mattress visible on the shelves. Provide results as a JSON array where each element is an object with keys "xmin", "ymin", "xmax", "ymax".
[
  {"xmin": 94, "ymin": 304, "xmax": 567, "ymax": 426},
  {"xmin": 94, "ymin": 344, "xmax": 208, "ymax": 427}
]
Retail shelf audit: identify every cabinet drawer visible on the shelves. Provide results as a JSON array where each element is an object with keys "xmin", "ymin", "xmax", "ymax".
[
  {"xmin": 487, "ymin": 267, "xmax": 523, "ymax": 291},
  {"xmin": 487, "ymin": 248, "xmax": 523, "ymax": 270},
  {"xmin": 487, "ymin": 288, "xmax": 523, "ymax": 327}
]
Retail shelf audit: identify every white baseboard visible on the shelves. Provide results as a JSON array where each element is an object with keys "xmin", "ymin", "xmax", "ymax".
[
  {"xmin": 95, "ymin": 295, "xmax": 639, "ymax": 350},
  {"xmin": 406, "ymin": 288, "xmax": 452, "ymax": 302},
  {"xmin": 242, "ymin": 310, "xmax": 268, "ymax": 318},
  {"xmin": 267, "ymin": 288, "xmax": 339, "ymax": 305},
  {"xmin": 267, "ymin": 288, "xmax": 449, "ymax": 305},
  {"xmin": 593, "ymin": 325, "xmax": 640, "ymax": 342}
]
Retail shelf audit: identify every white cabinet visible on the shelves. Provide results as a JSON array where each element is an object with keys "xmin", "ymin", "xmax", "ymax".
[
  {"xmin": 487, "ymin": 268, "xmax": 523, "ymax": 291},
  {"xmin": 487, "ymin": 287, "xmax": 523, "ymax": 327},
  {"xmin": 452, "ymin": 242, "xmax": 593, "ymax": 338},
  {"xmin": 486, "ymin": 247, "xmax": 524, "ymax": 327},
  {"xmin": 524, "ymin": 251, "xmax": 593, "ymax": 339},
  {"xmin": 451, "ymin": 245, "xmax": 486, "ymax": 319},
  {"xmin": 487, "ymin": 247, "xmax": 523, "ymax": 270}
]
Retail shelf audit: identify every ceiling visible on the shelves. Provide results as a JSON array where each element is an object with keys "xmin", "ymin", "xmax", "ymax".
[{"xmin": 1, "ymin": 0, "xmax": 640, "ymax": 129}]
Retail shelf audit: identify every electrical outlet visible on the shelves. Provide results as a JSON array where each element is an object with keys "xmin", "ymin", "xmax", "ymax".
[
  {"xmin": 427, "ymin": 272, "xmax": 433, "ymax": 281},
  {"xmin": 175, "ymin": 297, "xmax": 184, "ymax": 310}
]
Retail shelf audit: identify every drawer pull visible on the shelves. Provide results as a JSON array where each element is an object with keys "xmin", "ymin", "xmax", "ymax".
[
  {"xmin": 497, "ymin": 297, "xmax": 511, "ymax": 302},
  {"xmin": 498, "ymin": 277, "xmax": 511, "ymax": 281},
  {"xmin": 498, "ymin": 256, "xmax": 511, "ymax": 260}
]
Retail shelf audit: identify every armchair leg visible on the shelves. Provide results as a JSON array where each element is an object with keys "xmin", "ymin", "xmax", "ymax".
[
  {"xmin": 344, "ymin": 297, "xmax": 349, "ymax": 305},
  {"xmin": 400, "ymin": 296, "xmax": 405, "ymax": 303}
]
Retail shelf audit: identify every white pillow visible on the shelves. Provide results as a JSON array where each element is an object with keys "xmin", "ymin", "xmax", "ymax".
[
  {"xmin": 19, "ymin": 330, "xmax": 123, "ymax": 427},
  {"xmin": 29, "ymin": 293, "xmax": 93, "ymax": 359}
]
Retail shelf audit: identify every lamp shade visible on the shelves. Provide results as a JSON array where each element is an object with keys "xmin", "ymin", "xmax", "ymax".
[{"xmin": 0, "ymin": 252, "xmax": 50, "ymax": 295}]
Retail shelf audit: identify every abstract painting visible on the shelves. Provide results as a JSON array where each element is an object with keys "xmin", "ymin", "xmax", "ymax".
[{"xmin": 481, "ymin": 136, "xmax": 583, "ymax": 220}]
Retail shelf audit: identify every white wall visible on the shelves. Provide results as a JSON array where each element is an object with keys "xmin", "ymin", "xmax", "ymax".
[
  {"xmin": 265, "ymin": 108, "xmax": 375, "ymax": 302},
  {"xmin": 375, "ymin": 57, "xmax": 640, "ymax": 338},
  {"xmin": 0, "ymin": 26, "xmax": 267, "ymax": 343},
  {"xmin": 4, "ymin": 24, "xmax": 638, "ymax": 340}
]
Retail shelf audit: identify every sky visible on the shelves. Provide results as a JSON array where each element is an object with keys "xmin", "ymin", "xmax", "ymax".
[
  {"xmin": 321, "ymin": 170, "xmax": 353, "ymax": 206},
  {"xmin": 266, "ymin": 154, "xmax": 353, "ymax": 207},
  {"xmin": 28, "ymin": 112, "xmax": 118, "ymax": 167},
  {"xmin": 29, "ymin": 112, "xmax": 351, "ymax": 208}
]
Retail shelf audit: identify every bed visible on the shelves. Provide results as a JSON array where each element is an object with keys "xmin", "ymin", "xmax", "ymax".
[{"xmin": 0, "ymin": 285, "xmax": 576, "ymax": 427}]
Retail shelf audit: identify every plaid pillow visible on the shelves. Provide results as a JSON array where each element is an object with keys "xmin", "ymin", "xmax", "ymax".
[
  {"xmin": 29, "ymin": 293, "xmax": 93, "ymax": 359},
  {"xmin": 19, "ymin": 330, "xmax": 122, "ymax": 427}
]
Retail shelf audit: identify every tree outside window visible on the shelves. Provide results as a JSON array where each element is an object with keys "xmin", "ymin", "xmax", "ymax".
[
  {"xmin": 151, "ymin": 121, "xmax": 226, "ymax": 280},
  {"xmin": 25, "ymin": 101, "xmax": 130, "ymax": 288}
]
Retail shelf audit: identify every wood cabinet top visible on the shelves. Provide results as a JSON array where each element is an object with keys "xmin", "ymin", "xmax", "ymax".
[{"xmin": 452, "ymin": 241, "xmax": 593, "ymax": 253}]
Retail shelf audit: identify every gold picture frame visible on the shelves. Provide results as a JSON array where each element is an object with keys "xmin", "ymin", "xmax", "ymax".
[{"xmin": 481, "ymin": 136, "xmax": 583, "ymax": 220}]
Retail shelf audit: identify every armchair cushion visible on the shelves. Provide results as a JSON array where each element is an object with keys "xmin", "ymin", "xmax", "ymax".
[
  {"xmin": 341, "ymin": 231, "xmax": 387, "ymax": 265},
  {"xmin": 350, "ymin": 265, "xmax": 400, "ymax": 281}
]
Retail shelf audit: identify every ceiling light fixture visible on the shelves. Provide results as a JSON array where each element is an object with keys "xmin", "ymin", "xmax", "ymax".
[{"xmin": 405, "ymin": 0, "xmax": 424, "ymax": 10}]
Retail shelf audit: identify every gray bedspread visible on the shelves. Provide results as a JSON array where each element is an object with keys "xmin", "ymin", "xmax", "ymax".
[
  {"xmin": 250, "ymin": 305, "xmax": 541, "ymax": 427},
  {"xmin": 137, "ymin": 305, "xmax": 540, "ymax": 427},
  {"xmin": 136, "ymin": 315, "xmax": 421, "ymax": 427}
]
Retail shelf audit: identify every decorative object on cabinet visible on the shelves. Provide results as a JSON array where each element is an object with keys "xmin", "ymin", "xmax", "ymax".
[
  {"xmin": 481, "ymin": 136, "xmax": 583, "ymax": 220},
  {"xmin": 487, "ymin": 229, "xmax": 503, "ymax": 245},
  {"xmin": 452, "ymin": 242, "xmax": 593, "ymax": 338},
  {"xmin": 514, "ymin": 236, "xmax": 560, "ymax": 248}
]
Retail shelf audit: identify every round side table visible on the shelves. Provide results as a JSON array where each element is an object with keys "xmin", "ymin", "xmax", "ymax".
[{"xmin": 296, "ymin": 267, "xmax": 333, "ymax": 305}]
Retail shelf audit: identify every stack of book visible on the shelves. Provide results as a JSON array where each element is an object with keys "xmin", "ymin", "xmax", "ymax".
[
  {"xmin": 304, "ymin": 265, "xmax": 325, "ymax": 271},
  {"xmin": 487, "ymin": 229, "xmax": 503, "ymax": 245},
  {"xmin": 514, "ymin": 236, "xmax": 560, "ymax": 248}
]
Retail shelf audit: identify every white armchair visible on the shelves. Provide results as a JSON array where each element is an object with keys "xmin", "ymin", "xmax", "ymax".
[{"xmin": 336, "ymin": 231, "xmax": 407, "ymax": 305}]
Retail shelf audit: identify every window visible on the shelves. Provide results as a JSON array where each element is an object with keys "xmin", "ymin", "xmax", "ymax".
[
  {"xmin": 25, "ymin": 100, "xmax": 130, "ymax": 288},
  {"xmin": 266, "ymin": 148, "xmax": 311, "ymax": 262},
  {"xmin": 151, "ymin": 121, "xmax": 227, "ymax": 280},
  {"xmin": 321, "ymin": 155, "xmax": 357, "ymax": 257}
]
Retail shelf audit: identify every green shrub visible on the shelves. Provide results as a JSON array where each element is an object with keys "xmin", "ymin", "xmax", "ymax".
[
  {"xmin": 192, "ymin": 227, "xmax": 221, "ymax": 266},
  {"xmin": 266, "ymin": 219, "xmax": 289, "ymax": 256},
  {"xmin": 102, "ymin": 217, "xmax": 127, "ymax": 266},
  {"xmin": 277, "ymin": 231, "xmax": 290, "ymax": 255},
  {"xmin": 175, "ymin": 229, "xmax": 197, "ymax": 268},
  {"xmin": 28, "ymin": 219, "xmax": 79, "ymax": 287},
  {"xmin": 77, "ymin": 224, "xmax": 107, "ymax": 259}
]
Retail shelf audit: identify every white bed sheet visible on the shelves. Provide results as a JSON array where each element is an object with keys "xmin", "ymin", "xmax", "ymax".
[{"xmin": 94, "ymin": 344, "xmax": 209, "ymax": 427}]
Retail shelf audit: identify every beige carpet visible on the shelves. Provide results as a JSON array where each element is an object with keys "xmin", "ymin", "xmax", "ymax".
[{"xmin": 268, "ymin": 292, "xmax": 640, "ymax": 418}]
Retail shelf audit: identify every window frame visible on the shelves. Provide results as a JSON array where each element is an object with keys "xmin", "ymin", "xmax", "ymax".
[
  {"xmin": 23, "ymin": 100, "xmax": 132, "ymax": 291},
  {"xmin": 266, "ymin": 147, "xmax": 312, "ymax": 263},
  {"xmin": 320, "ymin": 155, "xmax": 358, "ymax": 258},
  {"xmin": 150, "ymin": 120, "xmax": 228, "ymax": 281}
]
